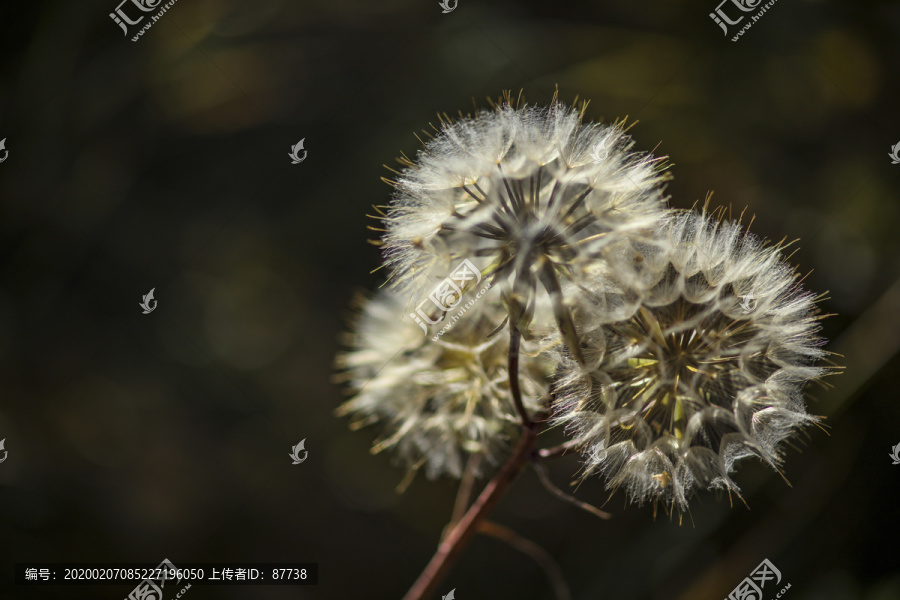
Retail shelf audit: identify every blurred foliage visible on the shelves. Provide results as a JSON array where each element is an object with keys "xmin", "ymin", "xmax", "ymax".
[{"xmin": 0, "ymin": 0, "xmax": 898, "ymax": 598}]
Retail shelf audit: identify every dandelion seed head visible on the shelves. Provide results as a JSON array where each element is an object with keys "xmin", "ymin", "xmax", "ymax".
[
  {"xmin": 336, "ymin": 288, "xmax": 549, "ymax": 481},
  {"xmin": 550, "ymin": 210, "xmax": 828, "ymax": 511},
  {"xmin": 381, "ymin": 95, "xmax": 670, "ymax": 348}
]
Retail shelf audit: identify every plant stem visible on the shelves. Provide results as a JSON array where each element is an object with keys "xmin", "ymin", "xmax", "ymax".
[
  {"xmin": 477, "ymin": 520, "xmax": 571, "ymax": 600},
  {"xmin": 401, "ymin": 424, "xmax": 539, "ymax": 600},
  {"xmin": 508, "ymin": 324, "xmax": 532, "ymax": 427},
  {"xmin": 442, "ymin": 452, "xmax": 483, "ymax": 542},
  {"xmin": 536, "ymin": 438, "xmax": 581, "ymax": 459}
]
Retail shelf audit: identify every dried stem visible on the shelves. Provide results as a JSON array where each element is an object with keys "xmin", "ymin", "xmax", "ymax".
[
  {"xmin": 442, "ymin": 452, "xmax": 483, "ymax": 542},
  {"xmin": 401, "ymin": 424, "xmax": 540, "ymax": 600},
  {"xmin": 477, "ymin": 520, "xmax": 572, "ymax": 600},
  {"xmin": 536, "ymin": 438, "xmax": 582, "ymax": 459},
  {"xmin": 532, "ymin": 461, "xmax": 612, "ymax": 520}
]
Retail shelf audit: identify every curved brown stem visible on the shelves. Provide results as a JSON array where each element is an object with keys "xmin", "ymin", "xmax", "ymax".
[
  {"xmin": 477, "ymin": 520, "xmax": 571, "ymax": 600},
  {"xmin": 442, "ymin": 452, "xmax": 483, "ymax": 542},
  {"xmin": 401, "ymin": 425, "xmax": 539, "ymax": 600}
]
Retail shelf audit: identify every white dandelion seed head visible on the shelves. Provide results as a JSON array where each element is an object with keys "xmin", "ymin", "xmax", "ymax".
[
  {"xmin": 549, "ymin": 210, "xmax": 827, "ymax": 511},
  {"xmin": 380, "ymin": 96, "xmax": 671, "ymax": 346},
  {"xmin": 336, "ymin": 288, "xmax": 551, "ymax": 481}
]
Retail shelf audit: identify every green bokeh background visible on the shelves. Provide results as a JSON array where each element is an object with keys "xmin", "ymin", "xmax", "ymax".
[{"xmin": 1, "ymin": 0, "xmax": 899, "ymax": 598}]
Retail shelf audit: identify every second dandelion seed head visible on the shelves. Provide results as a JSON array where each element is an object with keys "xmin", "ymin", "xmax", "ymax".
[{"xmin": 549, "ymin": 210, "xmax": 827, "ymax": 511}]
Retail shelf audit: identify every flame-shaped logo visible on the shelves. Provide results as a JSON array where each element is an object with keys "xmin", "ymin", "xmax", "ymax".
[
  {"xmin": 589, "ymin": 138, "xmax": 609, "ymax": 163},
  {"xmin": 890, "ymin": 443, "xmax": 900, "ymax": 465},
  {"xmin": 0, "ymin": 439, "xmax": 7, "ymax": 464},
  {"xmin": 140, "ymin": 288, "xmax": 157, "ymax": 314},
  {"xmin": 0, "ymin": 138, "xmax": 8, "ymax": 163},
  {"xmin": 289, "ymin": 139, "xmax": 307, "ymax": 164},
  {"xmin": 442, "ymin": 589, "xmax": 456, "ymax": 600},
  {"xmin": 889, "ymin": 141, "xmax": 900, "ymax": 165},
  {"xmin": 739, "ymin": 292, "xmax": 757, "ymax": 313},
  {"xmin": 290, "ymin": 439, "xmax": 308, "ymax": 464},
  {"xmin": 438, "ymin": 0, "xmax": 457, "ymax": 13}
]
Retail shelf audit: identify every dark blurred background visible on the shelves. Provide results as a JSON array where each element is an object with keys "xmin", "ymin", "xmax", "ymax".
[{"xmin": 1, "ymin": 0, "xmax": 899, "ymax": 599}]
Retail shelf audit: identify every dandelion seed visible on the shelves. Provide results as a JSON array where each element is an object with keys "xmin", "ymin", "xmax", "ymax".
[
  {"xmin": 550, "ymin": 210, "xmax": 829, "ymax": 511},
  {"xmin": 380, "ymin": 92, "xmax": 670, "ymax": 356},
  {"xmin": 335, "ymin": 288, "xmax": 549, "ymax": 482}
]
